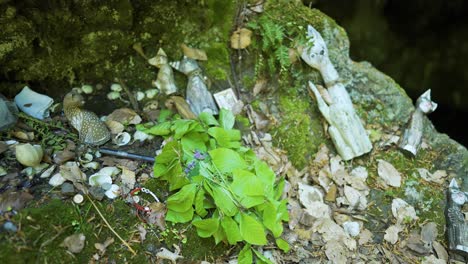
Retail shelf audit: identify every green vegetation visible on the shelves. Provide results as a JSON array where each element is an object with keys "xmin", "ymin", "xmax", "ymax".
[{"xmin": 138, "ymin": 109, "xmax": 290, "ymax": 262}]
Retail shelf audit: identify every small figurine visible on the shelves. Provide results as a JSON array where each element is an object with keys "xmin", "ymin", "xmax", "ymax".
[
  {"xmin": 299, "ymin": 25, "xmax": 372, "ymax": 160},
  {"xmin": 446, "ymin": 178, "xmax": 468, "ymax": 256},
  {"xmin": 148, "ymin": 48, "xmax": 178, "ymax": 95},
  {"xmin": 63, "ymin": 91, "xmax": 110, "ymax": 146},
  {"xmin": 170, "ymin": 57, "xmax": 218, "ymax": 116},
  {"xmin": 399, "ymin": 89, "xmax": 437, "ymax": 156}
]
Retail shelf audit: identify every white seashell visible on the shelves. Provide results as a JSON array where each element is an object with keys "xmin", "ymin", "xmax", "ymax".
[
  {"xmin": 107, "ymin": 91, "xmax": 120, "ymax": 100},
  {"xmin": 343, "ymin": 221, "xmax": 360, "ymax": 237},
  {"xmin": 15, "ymin": 143, "xmax": 43, "ymax": 167},
  {"xmin": 81, "ymin": 85, "xmax": 93, "ymax": 94},
  {"xmin": 49, "ymin": 173, "xmax": 66, "ymax": 186},
  {"xmin": 40, "ymin": 165, "xmax": 56, "ymax": 178},
  {"xmin": 145, "ymin": 89, "xmax": 158, "ymax": 99},
  {"xmin": 82, "ymin": 161, "xmax": 100, "ymax": 170},
  {"xmin": 22, "ymin": 167, "xmax": 35, "ymax": 177},
  {"xmin": 79, "ymin": 153, "xmax": 93, "ymax": 163},
  {"xmin": 105, "ymin": 184, "xmax": 121, "ymax": 199},
  {"xmin": 136, "ymin": 91, "xmax": 145, "ymax": 101},
  {"xmin": 88, "ymin": 173, "xmax": 112, "ymax": 187},
  {"xmin": 73, "ymin": 194, "xmax": 84, "ymax": 204},
  {"xmin": 114, "ymin": 132, "xmax": 131, "ymax": 146},
  {"xmin": 14, "ymin": 86, "xmax": 54, "ymax": 120},
  {"xmin": 98, "ymin": 166, "xmax": 120, "ymax": 177},
  {"xmin": 110, "ymin": 83, "xmax": 122, "ymax": 92},
  {"xmin": 94, "ymin": 150, "xmax": 102, "ymax": 158},
  {"xmin": 71, "ymin": 87, "xmax": 83, "ymax": 94}
]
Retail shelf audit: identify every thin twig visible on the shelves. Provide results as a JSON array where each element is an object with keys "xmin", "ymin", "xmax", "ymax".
[
  {"xmin": 86, "ymin": 195, "xmax": 137, "ymax": 256},
  {"xmin": 116, "ymin": 78, "xmax": 140, "ymax": 112}
]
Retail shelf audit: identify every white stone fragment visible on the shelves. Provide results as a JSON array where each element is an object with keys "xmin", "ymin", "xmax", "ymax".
[
  {"xmin": 421, "ymin": 255, "xmax": 446, "ymax": 264},
  {"xmin": 343, "ymin": 221, "xmax": 360, "ymax": 237},
  {"xmin": 40, "ymin": 165, "xmax": 56, "ymax": 178},
  {"xmin": 105, "ymin": 184, "xmax": 121, "ymax": 199},
  {"xmin": 391, "ymin": 198, "xmax": 418, "ymax": 224},
  {"xmin": 384, "ymin": 224, "xmax": 402, "ymax": 244},
  {"xmin": 377, "ymin": 159, "xmax": 401, "ymax": 187},
  {"xmin": 49, "ymin": 172, "xmax": 66, "ymax": 186}
]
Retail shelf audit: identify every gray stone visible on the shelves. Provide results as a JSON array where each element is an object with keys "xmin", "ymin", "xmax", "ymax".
[
  {"xmin": 89, "ymin": 186, "xmax": 105, "ymax": 201},
  {"xmin": 60, "ymin": 182, "xmax": 75, "ymax": 196}
]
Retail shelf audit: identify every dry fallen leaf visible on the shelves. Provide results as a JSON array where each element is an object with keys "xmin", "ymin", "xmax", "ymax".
[
  {"xmin": 181, "ymin": 44, "xmax": 207, "ymax": 61},
  {"xmin": 383, "ymin": 224, "xmax": 402, "ymax": 244},
  {"xmin": 391, "ymin": 198, "xmax": 418, "ymax": 224},
  {"xmin": 60, "ymin": 162, "xmax": 86, "ymax": 183},
  {"xmin": 0, "ymin": 190, "xmax": 33, "ymax": 212},
  {"xmin": 107, "ymin": 108, "xmax": 142, "ymax": 125},
  {"xmin": 377, "ymin": 159, "xmax": 401, "ymax": 187},
  {"xmin": 11, "ymin": 130, "xmax": 34, "ymax": 141},
  {"xmin": 165, "ymin": 96, "xmax": 197, "ymax": 120},
  {"xmin": 230, "ymin": 28, "xmax": 252, "ymax": 49},
  {"xmin": 61, "ymin": 233, "xmax": 86, "ymax": 253},
  {"xmin": 53, "ymin": 141, "xmax": 76, "ymax": 165},
  {"xmin": 105, "ymin": 120, "xmax": 125, "ymax": 134},
  {"xmin": 94, "ymin": 237, "xmax": 114, "ymax": 255},
  {"xmin": 252, "ymin": 79, "xmax": 267, "ymax": 96},
  {"xmin": 137, "ymin": 224, "xmax": 147, "ymax": 242},
  {"xmin": 147, "ymin": 202, "xmax": 167, "ymax": 231}
]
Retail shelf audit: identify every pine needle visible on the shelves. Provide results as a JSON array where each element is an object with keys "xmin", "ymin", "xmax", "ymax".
[{"xmin": 86, "ymin": 195, "xmax": 137, "ymax": 256}]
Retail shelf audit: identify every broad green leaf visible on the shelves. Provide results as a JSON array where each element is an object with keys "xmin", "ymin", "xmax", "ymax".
[
  {"xmin": 167, "ymin": 183, "xmax": 197, "ymax": 212},
  {"xmin": 211, "ymin": 184, "xmax": 238, "ymax": 216},
  {"xmin": 209, "ymin": 148, "xmax": 247, "ymax": 173},
  {"xmin": 212, "ymin": 223, "xmax": 227, "ymax": 245},
  {"xmin": 181, "ymin": 132, "xmax": 208, "ymax": 158},
  {"xmin": 274, "ymin": 177, "xmax": 286, "ymax": 200},
  {"xmin": 167, "ymin": 163, "xmax": 189, "ymax": 191},
  {"xmin": 158, "ymin": 109, "xmax": 173, "ymax": 122},
  {"xmin": 239, "ymin": 212, "xmax": 267, "ymax": 245},
  {"xmin": 221, "ymin": 216, "xmax": 242, "ymax": 245},
  {"xmin": 192, "ymin": 218, "xmax": 220, "ymax": 238},
  {"xmin": 278, "ymin": 199, "xmax": 289, "ymax": 221},
  {"xmin": 199, "ymin": 112, "xmax": 219, "ymax": 126},
  {"xmin": 153, "ymin": 163, "xmax": 167, "ymax": 178},
  {"xmin": 166, "ymin": 208, "xmax": 193, "ymax": 223},
  {"xmin": 155, "ymin": 141, "xmax": 181, "ymax": 164},
  {"xmin": 207, "ymin": 127, "xmax": 241, "ymax": 148},
  {"xmin": 195, "ymin": 188, "xmax": 208, "ymax": 217},
  {"xmin": 239, "ymin": 196, "xmax": 264, "ymax": 209},
  {"xmin": 231, "ymin": 169, "xmax": 264, "ymax": 196},
  {"xmin": 263, "ymin": 202, "xmax": 283, "ymax": 237},
  {"xmin": 238, "ymin": 244, "xmax": 252, "ymax": 264},
  {"xmin": 142, "ymin": 121, "xmax": 172, "ymax": 136},
  {"xmin": 255, "ymin": 160, "xmax": 275, "ymax": 192},
  {"xmin": 172, "ymin": 119, "xmax": 193, "ymax": 139},
  {"xmin": 252, "ymin": 248, "xmax": 274, "ymax": 264},
  {"xmin": 275, "ymin": 238, "xmax": 290, "ymax": 252},
  {"xmin": 218, "ymin": 108, "xmax": 235, "ymax": 130}
]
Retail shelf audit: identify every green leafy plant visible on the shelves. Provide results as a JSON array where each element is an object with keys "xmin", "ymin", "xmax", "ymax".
[{"xmin": 138, "ymin": 109, "xmax": 290, "ymax": 260}]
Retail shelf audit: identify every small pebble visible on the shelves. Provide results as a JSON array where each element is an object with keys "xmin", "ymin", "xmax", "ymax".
[
  {"xmin": 3, "ymin": 221, "xmax": 18, "ymax": 232},
  {"xmin": 89, "ymin": 186, "xmax": 105, "ymax": 201},
  {"xmin": 73, "ymin": 194, "xmax": 84, "ymax": 204},
  {"xmin": 61, "ymin": 182, "xmax": 75, "ymax": 196}
]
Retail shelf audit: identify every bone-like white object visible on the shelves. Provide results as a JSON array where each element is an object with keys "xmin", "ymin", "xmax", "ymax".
[
  {"xmin": 300, "ymin": 25, "xmax": 372, "ymax": 160},
  {"xmin": 399, "ymin": 89, "xmax": 437, "ymax": 156},
  {"xmin": 14, "ymin": 86, "xmax": 53, "ymax": 120},
  {"xmin": 170, "ymin": 57, "xmax": 218, "ymax": 116}
]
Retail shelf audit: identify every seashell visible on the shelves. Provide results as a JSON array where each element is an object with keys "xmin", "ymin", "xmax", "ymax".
[
  {"xmin": 0, "ymin": 166, "xmax": 6, "ymax": 176},
  {"xmin": 82, "ymin": 161, "xmax": 100, "ymax": 170},
  {"xmin": 94, "ymin": 150, "xmax": 102, "ymax": 158},
  {"xmin": 15, "ymin": 143, "xmax": 43, "ymax": 167},
  {"xmin": 113, "ymin": 132, "xmax": 131, "ymax": 146},
  {"xmin": 14, "ymin": 86, "xmax": 54, "ymax": 120},
  {"xmin": 73, "ymin": 194, "xmax": 84, "ymax": 204},
  {"xmin": 71, "ymin": 87, "xmax": 83, "ymax": 94},
  {"xmin": 40, "ymin": 165, "xmax": 56, "ymax": 178},
  {"xmin": 136, "ymin": 91, "xmax": 145, "ymax": 101},
  {"xmin": 107, "ymin": 91, "xmax": 120, "ymax": 100},
  {"xmin": 105, "ymin": 184, "xmax": 121, "ymax": 199},
  {"xmin": 88, "ymin": 173, "xmax": 112, "ymax": 187},
  {"xmin": 79, "ymin": 153, "xmax": 93, "ymax": 163},
  {"xmin": 49, "ymin": 172, "xmax": 66, "ymax": 186},
  {"xmin": 81, "ymin": 85, "xmax": 93, "ymax": 94},
  {"xmin": 110, "ymin": 83, "xmax": 122, "ymax": 92},
  {"xmin": 98, "ymin": 166, "xmax": 120, "ymax": 177},
  {"xmin": 145, "ymin": 89, "xmax": 158, "ymax": 99},
  {"xmin": 21, "ymin": 167, "xmax": 35, "ymax": 177}
]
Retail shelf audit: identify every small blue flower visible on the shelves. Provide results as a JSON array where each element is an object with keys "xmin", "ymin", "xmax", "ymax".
[
  {"xmin": 194, "ymin": 150, "xmax": 205, "ymax": 160},
  {"xmin": 184, "ymin": 160, "xmax": 196, "ymax": 174}
]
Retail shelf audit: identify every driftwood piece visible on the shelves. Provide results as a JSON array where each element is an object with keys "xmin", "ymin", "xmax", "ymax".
[
  {"xmin": 170, "ymin": 57, "xmax": 218, "ymax": 116},
  {"xmin": 300, "ymin": 25, "xmax": 372, "ymax": 160},
  {"xmin": 446, "ymin": 178, "xmax": 468, "ymax": 256},
  {"xmin": 399, "ymin": 89, "xmax": 437, "ymax": 156}
]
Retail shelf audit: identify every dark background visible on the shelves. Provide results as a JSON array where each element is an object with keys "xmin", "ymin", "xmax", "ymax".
[{"xmin": 309, "ymin": 0, "xmax": 468, "ymax": 147}]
